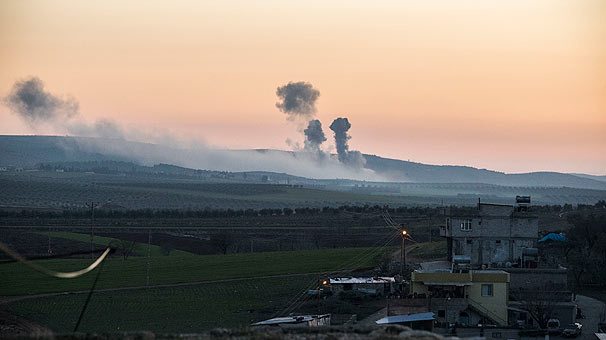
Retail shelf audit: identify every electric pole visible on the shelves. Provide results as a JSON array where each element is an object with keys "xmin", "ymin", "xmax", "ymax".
[
  {"xmin": 400, "ymin": 228, "xmax": 407, "ymax": 277},
  {"xmin": 147, "ymin": 228, "xmax": 151, "ymax": 287},
  {"xmin": 86, "ymin": 201, "xmax": 98, "ymax": 259}
]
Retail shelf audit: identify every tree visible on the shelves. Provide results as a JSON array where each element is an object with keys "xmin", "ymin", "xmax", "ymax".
[
  {"xmin": 118, "ymin": 239, "xmax": 137, "ymax": 260},
  {"xmin": 511, "ymin": 286, "xmax": 561, "ymax": 329},
  {"xmin": 211, "ymin": 231, "xmax": 235, "ymax": 254},
  {"xmin": 565, "ymin": 213, "xmax": 606, "ymax": 289}
]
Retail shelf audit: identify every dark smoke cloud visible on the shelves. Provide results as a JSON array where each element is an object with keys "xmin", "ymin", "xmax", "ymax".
[
  {"xmin": 329, "ymin": 117, "xmax": 365, "ymax": 167},
  {"xmin": 275, "ymin": 81, "xmax": 320, "ymax": 118},
  {"xmin": 303, "ymin": 119, "xmax": 326, "ymax": 151},
  {"xmin": 329, "ymin": 117, "xmax": 351, "ymax": 162},
  {"xmin": 3, "ymin": 77, "xmax": 79, "ymax": 124}
]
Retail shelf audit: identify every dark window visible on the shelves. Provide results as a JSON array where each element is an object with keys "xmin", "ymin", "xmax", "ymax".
[
  {"xmin": 482, "ymin": 284, "xmax": 494, "ymax": 296},
  {"xmin": 438, "ymin": 310, "xmax": 445, "ymax": 317},
  {"xmin": 496, "ymin": 240, "xmax": 501, "ymax": 244},
  {"xmin": 467, "ymin": 240, "xmax": 472, "ymax": 245},
  {"xmin": 343, "ymin": 283, "xmax": 352, "ymax": 291}
]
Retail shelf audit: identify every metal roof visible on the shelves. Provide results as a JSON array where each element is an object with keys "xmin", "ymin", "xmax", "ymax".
[
  {"xmin": 330, "ymin": 277, "xmax": 395, "ymax": 284},
  {"xmin": 376, "ymin": 312, "xmax": 435, "ymax": 325},
  {"xmin": 252, "ymin": 314, "xmax": 330, "ymax": 326}
]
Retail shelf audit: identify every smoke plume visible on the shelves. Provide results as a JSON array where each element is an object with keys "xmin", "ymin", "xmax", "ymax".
[
  {"xmin": 329, "ymin": 117, "xmax": 365, "ymax": 167},
  {"xmin": 275, "ymin": 81, "xmax": 320, "ymax": 118},
  {"xmin": 303, "ymin": 119, "xmax": 326, "ymax": 151},
  {"xmin": 3, "ymin": 77, "xmax": 79, "ymax": 124}
]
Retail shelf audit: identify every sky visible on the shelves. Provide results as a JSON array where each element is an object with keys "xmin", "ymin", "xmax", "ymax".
[{"xmin": 1, "ymin": 0, "xmax": 604, "ymax": 175}]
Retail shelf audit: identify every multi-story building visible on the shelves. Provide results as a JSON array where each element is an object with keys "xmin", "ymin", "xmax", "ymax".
[
  {"xmin": 441, "ymin": 197, "xmax": 538, "ymax": 268},
  {"xmin": 409, "ymin": 269, "xmax": 510, "ymax": 326}
]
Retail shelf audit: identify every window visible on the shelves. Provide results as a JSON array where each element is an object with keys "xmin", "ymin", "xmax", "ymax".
[
  {"xmin": 482, "ymin": 284, "xmax": 494, "ymax": 297},
  {"xmin": 496, "ymin": 240, "xmax": 501, "ymax": 244},
  {"xmin": 460, "ymin": 219, "xmax": 472, "ymax": 231},
  {"xmin": 438, "ymin": 310, "xmax": 445, "ymax": 317},
  {"xmin": 466, "ymin": 240, "xmax": 472, "ymax": 245}
]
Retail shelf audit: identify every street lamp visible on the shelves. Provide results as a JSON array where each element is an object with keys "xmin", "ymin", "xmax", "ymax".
[{"xmin": 400, "ymin": 228, "xmax": 408, "ymax": 277}]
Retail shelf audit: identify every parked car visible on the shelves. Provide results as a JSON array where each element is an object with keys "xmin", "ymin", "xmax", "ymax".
[
  {"xmin": 547, "ymin": 319, "xmax": 561, "ymax": 334},
  {"xmin": 562, "ymin": 323, "xmax": 583, "ymax": 337}
]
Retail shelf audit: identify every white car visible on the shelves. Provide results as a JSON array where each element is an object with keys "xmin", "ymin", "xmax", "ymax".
[{"xmin": 562, "ymin": 323, "xmax": 582, "ymax": 337}]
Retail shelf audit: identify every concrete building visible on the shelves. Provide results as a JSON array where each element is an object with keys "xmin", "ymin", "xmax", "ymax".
[
  {"xmin": 439, "ymin": 197, "xmax": 576, "ymax": 329},
  {"xmin": 441, "ymin": 198, "xmax": 538, "ymax": 268},
  {"xmin": 409, "ymin": 269, "xmax": 510, "ymax": 326}
]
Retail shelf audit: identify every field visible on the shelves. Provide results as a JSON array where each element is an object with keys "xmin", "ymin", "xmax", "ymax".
[
  {"xmin": 0, "ymin": 171, "xmax": 423, "ymax": 211},
  {"xmin": 9, "ymin": 276, "xmax": 314, "ymax": 333},
  {"xmin": 408, "ymin": 241, "xmax": 448, "ymax": 260},
  {"xmin": 2, "ymin": 242, "xmax": 396, "ymax": 333},
  {"xmin": 1, "ymin": 246, "xmax": 394, "ymax": 296},
  {"xmin": 39, "ymin": 231, "xmax": 195, "ymax": 257}
]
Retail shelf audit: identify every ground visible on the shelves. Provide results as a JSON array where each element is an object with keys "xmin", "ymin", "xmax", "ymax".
[{"xmin": 574, "ymin": 295, "xmax": 605, "ymax": 340}]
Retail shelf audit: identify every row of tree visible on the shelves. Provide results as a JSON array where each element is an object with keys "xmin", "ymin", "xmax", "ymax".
[{"xmin": 1, "ymin": 201, "xmax": 604, "ymax": 219}]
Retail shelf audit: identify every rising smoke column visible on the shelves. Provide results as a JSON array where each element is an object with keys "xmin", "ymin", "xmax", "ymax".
[
  {"xmin": 276, "ymin": 81, "xmax": 327, "ymax": 153},
  {"xmin": 275, "ymin": 81, "xmax": 320, "ymax": 119},
  {"xmin": 3, "ymin": 77, "xmax": 79, "ymax": 124},
  {"xmin": 303, "ymin": 119, "xmax": 327, "ymax": 151},
  {"xmin": 329, "ymin": 117, "xmax": 365, "ymax": 167},
  {"xmin": 3, "ymin": 76, "xmax": 124, "ymax": 139}
]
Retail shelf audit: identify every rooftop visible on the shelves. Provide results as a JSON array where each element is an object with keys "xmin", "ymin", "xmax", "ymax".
[
  {"xmin": 376, "ymin": 312, "xmax": 435, "ymax": 325},
  {"xmin": 330, "ymin": 277, "xmax": 395, "ymax": 284},
  {"xmin": 251, "ymin": 314, "xmax": 330, "ymax": 326}
]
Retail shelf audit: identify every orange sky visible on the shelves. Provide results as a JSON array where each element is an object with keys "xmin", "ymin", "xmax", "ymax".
[{"xmin": 1, "ymin": 0, "xmax": 604, "ymax": 174}]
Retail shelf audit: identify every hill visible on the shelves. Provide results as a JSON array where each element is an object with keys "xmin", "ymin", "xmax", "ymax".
[{"xmin": 1, "ymin": 135, "xmax": 604, "ymax": 190}]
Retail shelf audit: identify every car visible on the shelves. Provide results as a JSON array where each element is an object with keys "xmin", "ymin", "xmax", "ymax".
[{"xmin": 562, "ymin": 323, "xmax": 583, "ymax": 337}]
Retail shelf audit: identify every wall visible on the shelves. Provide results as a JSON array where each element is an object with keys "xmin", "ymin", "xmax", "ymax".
[
  {"xmin": 507, "ymin": 268, "xmax": 568, "ymax": 292},
  {"xmin": 466, "ymin": 280, "xmax": 509, "ymax": 325}
]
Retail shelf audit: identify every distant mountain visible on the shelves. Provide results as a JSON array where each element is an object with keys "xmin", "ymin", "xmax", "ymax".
[
  {"xmin": 1, "ymin": 135, "xmax": 604, "ymax": 190},
  {"xmin": 363, "ymin": 154, "xmax": 606, "ymax": 189},
  {"xmin": 571, "ymin": 173, "xmax": 606, "ymax": 183}
]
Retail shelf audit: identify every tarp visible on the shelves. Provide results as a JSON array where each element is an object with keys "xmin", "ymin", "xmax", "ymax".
[
  {"xmin": 538, "ymin": 233, "xmax": 567, "ymax": 243},
  {"xmin": 376, "ymin": 312, "xmax": 435, "ymax": 325}
]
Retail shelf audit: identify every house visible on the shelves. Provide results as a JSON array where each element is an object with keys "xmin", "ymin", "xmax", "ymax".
[
  {"xmin": 252, "ymin": 314, "xmax": 331, "ymax": 327},
  {"xmin": 439, "ymin": 197, "xmax": 576, "ymax": 329},
  {"xmin": 410, "ymin": 268, "xmax": 510, "ymax": 327},
  {"xmin": 441, "ymin": 197, "xmax": 538, "ymax": 268},
  {"xmin": 328, "ymin": 277, "xmax": 395, "ymax": 296}
]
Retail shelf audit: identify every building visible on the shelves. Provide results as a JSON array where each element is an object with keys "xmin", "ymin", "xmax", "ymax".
[
  {"xmin": 410, "ymin": 269, "xmax": 510, "ymax": 326},
  {"xmin": 329, "ymin": 277, "xmax": 395, "ymax": 296},
  {"xmin": 252, "ymin": 314, "xmax": 331, "ymax": 327},
  {"xmin": 439, "ymin": 197, "xmax": 576, "ymax": 329},
  {"xmin": 441, "ymin": 198, "xmax": 538, "ymax": 268}
]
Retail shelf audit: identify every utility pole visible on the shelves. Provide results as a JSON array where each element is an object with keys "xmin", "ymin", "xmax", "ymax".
[
  {"xmin": 47, "ymin": 225, "xmax": 53, "ymax": 255},
  {"xmin": 85, "ymin": 201, "xmax": 98, "ymax": 259},
  {"xmin": 400, "ymin": 227, "xmax": 407, "ymax": 277},
  {"xmin": 146, "ymin": 228, "xmax": 151, "ymax": 287},
  {"xmin": 428, "ymin": 217, "xmax": 432, "ymax": 243}
]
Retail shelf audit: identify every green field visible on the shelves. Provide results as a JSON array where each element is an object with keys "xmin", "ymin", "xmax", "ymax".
[
  {"xmin": 39, "ymin": 231, "xmax": 194, "ymax": 257},
  {"xmin": 9, "ymin": 276, "xmax": 313, "ymax": 333},
  {"xmin": 409, "ymin": 241, "xmax": 447, "ymax": 260},
  {"xmin": 1, "ymin": 246, "xmax": 394, "ymax": 296}
]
